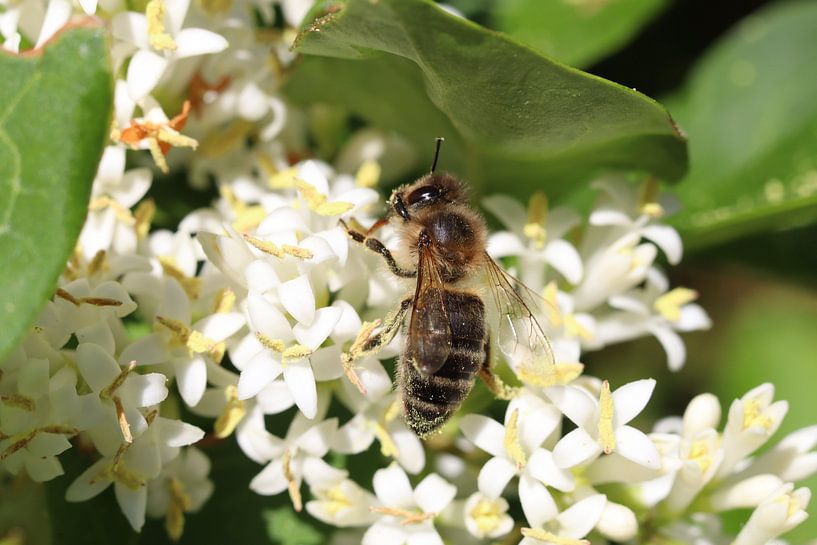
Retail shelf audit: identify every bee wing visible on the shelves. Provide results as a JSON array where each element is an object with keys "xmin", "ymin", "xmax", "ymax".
[
  {"xmin": 482, "ymin": 252, "xmax": 556, "ymax": 379},
  {"xmin": 407, "ymin": 242, "xmax": 453, "ymax": 375}
]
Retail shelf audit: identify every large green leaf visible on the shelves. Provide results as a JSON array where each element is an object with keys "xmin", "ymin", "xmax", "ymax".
[
  {"xmin": 491, "ymin": 0, "xmax": 668, "ymax": 68},
  {"xmin": 667, "ymin": 1, "xmax": 817, "ymax": 249},
  {"xmin": 0, "ymin": 20, "xmax": 113, "ymax": 359},
  {"xmin": 286, "ymin": 0, "xmax": 686, "ymax": 193}
]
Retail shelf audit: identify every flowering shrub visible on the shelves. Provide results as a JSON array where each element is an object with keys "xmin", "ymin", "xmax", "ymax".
[{"xmin": 1, "ymin": 0, "xmax": 816, "ymax": 544}]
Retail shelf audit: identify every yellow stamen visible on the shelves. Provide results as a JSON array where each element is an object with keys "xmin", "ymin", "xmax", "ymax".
[
  {"xmin": 282, "ymin": 245, "xmax": 314, "ymax": 259},
  {"xmin": 542, "ymin": 282, "xmax": 563, "ymax": 327},
  {"xmin": 742, "ymin": 397, "xmax": 774, "ymax": 431},
  {"xmin": 564, "ymin": 314, "xmax": 594, "ymax": 341},
  {"xmin": 0, "ymin": 426, "xmax": 79, "ymax": 460},
  {"xmin": 159, "ymin": 257, "xmax": 201, "ymax": 300},
  {"xmin": 598, "ymin": 380, "xmax": 616, "ymax": 454},
  {"xmin": 282, "ymin": 344, "xmax": 312, "ymax": 361},
  {"xmin": 469, "ymin": 498, "xmax": 504, "ymax": 536},
  {"xmin": 55, "ymin": 288, "xmax": 123, "ymax": 308},
  {"xmin": 654, "ymin": 287, "xmax": 698, "ymax": 322},
  {"xmin": 146, "ymin": 0, "xmax": 177, "ymax": 51},
  {"xmin": 255, "ymin": 332, "xmax": 286, "ymax": 352},
  {"xmin": 148, "ymin": 138, "xmax": 170, "ymax": 174},
  {"xmin": 88, "ymin": 249, "xmax": 108, "ymax": 277},
  {"xmin": 372, "ymin": 421, "xmax": 399, "ymax": 458},
  {"xmin": 214, "ymin": 385, "xmax": 246, "ymax": 438},
  {"xmin": 243, "ymin": 234, "xmax": 284, "ymax": 258},
  {"xmin": 523, "ymin": 192, "xmax": 548, "ymax": 249},
  {"xmin": 384, "ymin": 398, "xmax": 401, "ymax": 423},
  {"xmin": 518, "ymin": 362, "xmax": 584, "ymax": 388},
  {"xmin": 166, "ymin": 477, "xmax": 192, "ymax": 542},
  {"xmin": 322, "ymin": 485, "xmax": 352, "ymax": 516},
  {"xmin": 186, "ymin": 330, "xmax": 216, "ymax": 354},
  {"xmin": 134, "ymin": 199, "xmax": 156, "ymax": 240},
  {"xmin": 101, "ymin": 361, "xmax": 137, "ymax": 400},
  {"xmin": 503, "ymin": 409, "xmax": 527, "ymax": 469},
  {"xmin": 212, "ymin": 288, "xmax": 236, "ymax": 314},
  {"xmin": 639, "ymin": 177, "xmax": 664, "ymax": 218},
  {"xmin": 282, "ymin": 450, "xmax": 303, "ymax": 512},
  {"xmin": 89, "ymin": 196, "xmax": 135, "ymax": 224},
  {"xmin": 369, "ymin": 507, "xmax": 435, "ymax": 525},
  {"xmin": 269, "ymin": 167, "xmax": 299, "ymax": 189},
  {"xmin": 521, "ymin": 527, "xmax": 589, "ymax": 545},
  {"xmin": 296, "ymin": 180, "xmax": 354, "ymax": 216},
  {"xmin": 0, "ymin": 394, "xmax": 36, "ymax": 411},
  {"xmin": 688, "ymin": 439, "xmax": 713, "ymax": 474},
  {"xmin": 355, "ymin": 159, "xmax": 381, "ymax": 188}
]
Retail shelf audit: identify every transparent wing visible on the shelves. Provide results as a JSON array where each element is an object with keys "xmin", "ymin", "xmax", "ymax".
[
  {"xmin": 483, "ymin": 252, "xmax": 556, "ymax": 381},
  {"xmin": 407, "ymin": 243, "xmax": 452, "ymax": 375}
]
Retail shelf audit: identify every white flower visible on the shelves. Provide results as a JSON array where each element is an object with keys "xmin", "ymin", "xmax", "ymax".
[
  {"xmin": 483, "ymin": 193, "xmax": 583, "ymax": 286},
  {"xmin": 718, "ymin": 383, "xmax": 789, "ymax": 478},
  {"xmin": 461, "ymin": 392, "xmax": 573, "ymax": 528},
  {"xmin": 733, "ymin": 483, "xmax": 811, "ymax": 545},
  {"xmin": 520, "ymin": 494, "xmax": 607, "ymax": 545},
  {"xmin": 119, "ymin": 277, "xmax": 243, "ymax": 407},
  {"xmin": 66, "ymin": 412, "xmax": 204, "ymax": 531},
  {"xmin": 249, "ymin": 397, "xmax": 338, "ymax": 511},
  {"xmin": 146, "ymin": 447, "xmax": 214, "ymax": 541},
  {"xmin": 662, "ymin": 428, "xmax": 723, "ymax": 513},
  {"xmin": 237, "ymin": 292, "xmax": 342, "ymax": 419},
  {"xmin": 548, "ymin": 379, "xmax": 661, "ymax": 470},
  {"xmin": 735, "ymin": 425, "xmax": 817, "ymax": 482},
  {"xmin": 595, "ymin": 268, "xmax": 711, "ymax": 371},
  {"xmin": 363, "ymin": 463, "xmax": 456, "ymax": 545},
  {"xmin": 304, "ymin": 457, "xmax": 379, "ymax": 528},
  {"xmin": 463, "ymin": 492, "xmax": 514, "ymax": 539},
  {"xmin": 75, "ymin": 343, "xmax": 168, "ymax": 445}
]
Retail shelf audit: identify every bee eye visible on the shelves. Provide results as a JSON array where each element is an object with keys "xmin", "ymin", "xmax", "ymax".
[{"xmin": 407, "ymin": 186, "xmax": 442, "ymax": 206}]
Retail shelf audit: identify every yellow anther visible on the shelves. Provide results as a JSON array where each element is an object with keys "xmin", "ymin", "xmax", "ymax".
[
  {"xmin": 282, "ymin": 449, "xmax": 303, "ymax": 512},
  {"xmin": 81, "ymin": 296, "xmax": 124, "ymax": 307},
  {"xmin": 369, "ymin": 507, "xmax": 435, "ymax": 526},
  {"xmin": 654, "ymin": 287, "xmax": 698, "ymax": 322},
  {"xmin": 384, "ymin": 398, "xmax": 401, "ymax": 423},
  {"xmin": 114, "ymin": 396, "xmax": 134, "ymax": 443},
  {"xmin": 89, "ymin": 196, "xmax": 136, "ymax": 224},
  {"xmin": 598, "ymin": 380, "xmax": 616, "ymax": 454},
  {"xmin": 282, "ymin": 244, "xmax": 314, "ymax": 259},
  {"xmin": 166, "ymin": 477, "xmax": 192, "ymax": 541},
  {"xmin": 639, "ymin": 177, "xmax": 664, "ymax": 218},
  {"xmin": 688, "ymin": 439, "xmax": 713, "ymax": 474},
  {"xmin": 542, "ymin": 282, "xmax": 563, "ymax": 327},
  {"xmin": 1, "ymin": 425, "xmax": 78, "ymax": 460},
  {"xmin": 355, "ymin": 159, "xmax": 381, "ymax": 188},
  {"xmin": 296, "ymin": 180, "xmax": 354, "ymax": 216},
  {"xmin": 255, "ymin": 332, "xmax": 286, "ymax": 352},
  {"xmin": 186, "ymin": 330, "xmax": 216, "ymax": 354},
  {"xmin": 523, "ymin": 192, "xmax": 548, "ymax": 249},
  {"xmin": 114, "ymin": 462, "xmax": 145, "ymax": 490},
  {"xmin": 156, "ymin": 316, "xmax": 189, "ymax": 338},
  {"xmin": 159, "ymin": 257, "xmax": 202, "ymax": 300},
  {"xmin": 469, "ymin": 498, "xmax": 504, "ymax": 536},
  {"xmin": 742, "ymin": 398, "xmax": 774, "ymax": 431},
  {"xmin": 146, "ymin": 0, "xmax": 177, "ymax": 51},
  {"xmin": 282, "ymin": 344, "xmax": 312, "ymax": 361},
  {"xmin": 0, "ymin": 394, "xmax": 36, "ymax": 411},
  {"xmin": 199, "ymin": 120, "xmax": 254, "ymax": 159},
  {"xmin": 158, "ymin": 127, "xmax": 198, "ymax": 149},
  {"xmin": 134, "ymin": 199, "xmax": 156, "ymax": 240},
  {"xmin": 564, "ymin": 314, "xmax": 594, "ymax": 341},
  {"xmin": 521, "ymin": 527, "xmax": 589, "ymax": 545},
  {"xmin": 212, "ymin": 287, "xmax": 236, "ymax": 314},
  {"xmin": 243, "ymin": 234, "xmax": 284, "ymax": 258},
  {"xmin": 518, "ymin": 362, "xmax": 584, "ymax": 388},
  {"xmin": 257, "ymin": 153, "xmax": 279, "ymax": 179},
  {"xmin": 503, "ymin": 409, "xmax": 527, "ymax": 469},
  {"xmin": 372, "ymin": 421, "xmax": 399, "ymax": 458},
  {"xmin": 211, "ymin": 341, "xmax": 226, "ymax": 365},
  {"xmin": 101, "ymin": 361, "xmax": 137, "ymax": 401},
  {"xmin": 214, "ymin": 385, "xmax": 246, "ymax": 438},
  {"xmin": 269, "ymin": 167, "xmax": 299, "ymax": 189}
]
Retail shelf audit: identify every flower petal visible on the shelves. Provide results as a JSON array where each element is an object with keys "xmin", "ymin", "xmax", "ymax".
[
  {"xmin": 247, "ymin": 292, "xmax": 294, "ymax": 342},
  {"xmin": 293, "ymin": 306, "xmax": 342, "ymax": 350},
  {"xmin": 373, "ymin": 463, "xmax": 414, "ymax": 509},
  {"xmin": 126, "ymin": 49, "xmax": 168, "ymax": 102},
  {"xmin": 174, "ymin": 28, "xmax": 229, "ymax": 59},
  {"xmin": 414, "ymin": 473, "xmax": 456, "ymax": 514},
  {"xmin": 174, "ymin": 356, "xmax": 207, "ymax": 407},
  {"xmin": 553, "ymin": 428, "xmax": 602, "ymax": 468},
  {"xmin": 544, "ymin": 385, "xmax": 597, "ymax": 430},
  {"xmin": 544, "ymin": 239, "xmax": 583, "ymax": 284},
  {"xmin": 527, "ymin": 448, "xmax": 574, "ymax": 492},
  {"xmin": 647, "ymin": 324, "xmax": 686, "ymax": 372},
  {"xmin": 557, "ymin": 494, "xmax": 606, "ymax": 539},
  {"xmin": 519, "ymin": 473, "xmax": 558, "ymax": 528},
  {"xmin": 238, "ymin": 350, "xmax": 283, "ymax": 400},
  {"xmin": 284, "ymin": 358, "xmax": 318, "ymax": 419},
  {"xmin": 612, "ymin": 379, "xmax": 655, "ymax": 426},
  {"xmin": 477, "ymin": 456, "xmax": 516, "ymax": 499},
  {"xmin": 278, "ymin": 276, "xmax": 315, "ymax": 325},
  {"xmin": 460, "ymin": 415, "xmax": 505, "ymax": 457},
  {"xmin": 641, "ymin": 224, "xmax": 683, "ymax": 265},
  {"xmin": 76, "ymin": 343, "xmax": 121, "ymax": 392},
  {"xmin": 615, "ymin": 425, "xmax": 661, "ymax": 470}
]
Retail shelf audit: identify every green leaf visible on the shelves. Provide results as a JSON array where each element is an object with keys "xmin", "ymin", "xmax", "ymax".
[
  {"xmin": 667, "ymin": 1, "xmax": 817, "ymax": 249},
  {"xmin": 491, "ymin": 0, "xmax": 668, "ymax": 68},
  {"xmin": 0, "ymin": 20, "xmax": 113, "ymax": 359},
  {"xmin": 286, "ymin": 0, "xmax": 686, "ymax": 193}
]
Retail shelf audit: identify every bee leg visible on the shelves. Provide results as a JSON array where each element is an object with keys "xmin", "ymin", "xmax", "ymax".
[
  {"xmin": 339, "ymin": 219, "xmax": 417, "ymax": 278},
  {"xmin": 478, "ymin": 337, "xmax": 518, "ymax": 400},
  {"xmin": 341, "ymin": 298, "xmax": 412, "ymax": 394}
]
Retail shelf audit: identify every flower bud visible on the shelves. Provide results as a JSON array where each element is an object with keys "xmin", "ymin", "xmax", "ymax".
[
  {"xmin": 733, "ymin": 484, "xmax": 810, "ymax": 545},
  {"xmin": 596, "ymin": 500, "xmax": 638, "ymax": 541},
  {"xmin": 683, "ymin": 393, "xmax": 721, "ymax": 438}
]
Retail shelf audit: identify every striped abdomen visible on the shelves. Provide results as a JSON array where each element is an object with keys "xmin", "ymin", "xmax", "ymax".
[{"xmin": 400, "ymin": 290, "xmax": 485, "ymax": 437}]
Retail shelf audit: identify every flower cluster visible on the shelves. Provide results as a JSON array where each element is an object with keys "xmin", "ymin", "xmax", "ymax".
[{"xmin": 0, "ymin": 0, "xmax": 814, "ymax": 544}]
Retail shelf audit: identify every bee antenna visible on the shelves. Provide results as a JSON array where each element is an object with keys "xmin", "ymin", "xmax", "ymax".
[{"xmin": 430, "ymin": 137, "xmax": 444, "ymax": 173}]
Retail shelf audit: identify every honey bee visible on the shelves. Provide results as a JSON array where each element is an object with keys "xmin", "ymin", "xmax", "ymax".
[{"xmin": 341, "ymin": 139, "xmax": 555, "ymax": 437}]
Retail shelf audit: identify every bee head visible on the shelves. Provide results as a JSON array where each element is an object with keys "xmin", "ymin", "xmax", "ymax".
[{"xmin": 389, "ymin": 173, "xmax": 465, "ymax": 221}]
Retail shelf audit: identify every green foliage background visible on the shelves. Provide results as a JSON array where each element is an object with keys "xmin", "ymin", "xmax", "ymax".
[{"xmin": 2, "ymin": 0, "xmax": 817, "ymax": 544}]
